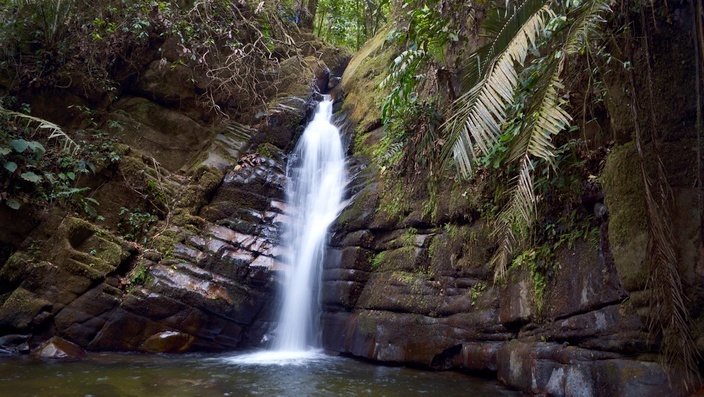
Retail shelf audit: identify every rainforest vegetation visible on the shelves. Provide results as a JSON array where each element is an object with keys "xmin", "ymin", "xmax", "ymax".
[{"xmin": 1, "ymin": 0, "xmax": 703, "ymax": 393}]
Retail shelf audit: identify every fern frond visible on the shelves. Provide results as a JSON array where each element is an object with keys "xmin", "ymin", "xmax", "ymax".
[{"xmin": 444, "ymin": 3, "xmax": 553, "ymax": 176}]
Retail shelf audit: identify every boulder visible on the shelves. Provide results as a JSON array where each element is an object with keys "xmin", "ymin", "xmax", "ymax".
[
  {"xmin": 0, "ymin": 334, "xmax": 31, "ymax": 354},
  {"xmin": 32, "ymin": 337, "xmax": 86, "ymax": 360},
  {"xmin": 496, "ymin": 341, "xmax": 679, "ymax": 396}
]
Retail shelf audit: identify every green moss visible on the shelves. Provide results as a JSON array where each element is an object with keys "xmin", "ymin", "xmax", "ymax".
[
  {"xmin": 126, "ymin": 261, "xmax": 153, "ymax": 292},
  {"xmin": 0, "ymin": 287, "xmax": 51, "ymax": 329},
  {"xmin": 374, "ymin": 246, "xmax": 419, "ymax": 273},
  {"xmin": 151, "ymin": 233, "xmax": 180, "ymax": 258},
  {"xmin": 601, "ymin": 142, "xmax": 648, "ymax": 291},
  {"xmin": 357, "ymin": 311, "xmax": 378, "ymax": 337},
  {"xmin": 254, "ymin": 143, "xmax": 280, "ymax": 159},
  {"xmin": 341, "ymin": 27, "xmax": 394, "ymax": 134},
  {"xmin": 0, "ymin": 253, "xmax": 31, "ymax": 285},
  {"xmin": 337, "ymin": 187, "xmax": 375, "ymax": 227},
  {"xmin": 602, "ymin": 142, "xmax": 647, "ymax": 245},
  {"xmin": 377, "ymin": 179, "xmax": 412, "ymax": 222},
  {"xmin": 176, "ymin": 165, "xmax": 224, "ymax": 211},
  {"xmin": 370, "ymin": 251, "xmax": 385, "ymax": 271}
]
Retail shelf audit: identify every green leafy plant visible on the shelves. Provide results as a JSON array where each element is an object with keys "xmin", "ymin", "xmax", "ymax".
[
  {"xmin": 125, "ymin": 261, "xmax": 153, "ymax": 292},
  {"xmin": 442, "ymin": 0, "xmax": 609, "ymax": 279},
  {"xmin": 117, "ymin": 207, "xmax": 158, "ymax": 244}
]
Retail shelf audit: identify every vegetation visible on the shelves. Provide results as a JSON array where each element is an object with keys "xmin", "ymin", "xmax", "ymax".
[
  {"xmin": 0, "ymin": 0, "xmax": 701, "ymax": 391},
  {"xmin": 0, "ymin": 104, "xmax": 119, "ymax": 214},
  {"xmin": 313, "ymin": 0, "xmax": 389, "ymax": 49},
  {"xmin": 370, "ymin": 0, "xmax": 702, "ymax": 389}
]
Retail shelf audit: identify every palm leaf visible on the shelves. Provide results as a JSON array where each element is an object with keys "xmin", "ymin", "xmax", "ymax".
[
  {"xmin": 443, "ymin": 2, "xmax": 553, "ymax": 176},
  {"xmin": 491, "ymin": 154, "xmax": 536, "ymax": 279},
  {"xmin": 507, "ymin": 58, "xmax": 567, "ymax": 163},
  {"xmin": 442, "ymin": 0, "xmax": 611, "ymax": 278},
  {"xmin": 0, "ymin": 107, "xmax": 79, "ymax": 154}
]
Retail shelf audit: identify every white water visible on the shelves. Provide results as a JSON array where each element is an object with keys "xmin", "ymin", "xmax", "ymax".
[{"xmin": 234, "ymin": 97, "xmax": 345, "ymax": 364}]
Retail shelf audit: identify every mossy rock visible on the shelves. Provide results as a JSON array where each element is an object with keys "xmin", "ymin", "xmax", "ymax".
[
  {"xmin": 335, "ymin": 186, "xmax": 380, "ymax": 232},
  {"xmin": 373, "ymin": 246, "xmax": 423, "ymax": 273},
  {"xmin": 0, "ymin": 287, "xmax": 52, "ymax": 330},
  {"xmin": 341, "ymin": 26, "xmax": 394, "ymax": 135},
  {"xmin": 428, "ymin": 222, "xmax": 491, "ymax": 278},
  {"xmin": 150, "ymin": 232, "xmax": 183, "ymax": 259},
  {"xmin": 254, "ymin": 142, "xmax": 283, "ymax": 160},
  {"xmin": 0, "ymin": 253, "xmax": 32, "ymax": 285},
  {"xmin": 601, "ymin": 142, "xmax": 648, "ymax": 292}
]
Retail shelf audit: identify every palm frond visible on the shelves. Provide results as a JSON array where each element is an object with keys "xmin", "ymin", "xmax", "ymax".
[
  {"xmin": 443, "ymin": 0, "xmax": 611, "ymax": 278},
  {"xmin": 506, "ymin": 57, "xmax": 570, "ymax": 164},
  {"xmin": 491, "ymin": 154, "xmax": 536, "ymax": 280},
  {"xmin": 443, "ymin": 2, "xmax": 553, "ymax": 176},
  {"xmin": 642, "ymin": 155, "xmax": 700, "ymax": 390},
  {"xmin": 464, "ymin": 0, "xmax": 553, "ymax": 90},
  {"xmin": 0, "ymin": 107, "xmax": 79, "ymax": 154},
  {"xmin": 508, "ymin": 0, "xmax": 609, "ymax": 164}
]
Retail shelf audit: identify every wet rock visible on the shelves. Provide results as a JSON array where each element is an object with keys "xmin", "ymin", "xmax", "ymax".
[
  {"xmin": 32, "ymin": 337, "xmax": 86, "ymax": 360},
  {"xmin": 499, "ymin": 268, "xmax": 535, "ymax": 326},
  {"xmin": 141, "ymin": 331, "xmax": 195, "ymax": 353},
  {"xmin": 0, "ymin": 334, "xmax": 31, "ymax": 354},
  {"xmin": 496, "ymin": 341, "xmax": 679, "ymax": 396},
  {"xmin": 461, "ymin": 342, "xmax": 501, "ymax": 371},
  {"xmin": 543, "ymin": 239, "xmax": 626, "ymax": 319}
]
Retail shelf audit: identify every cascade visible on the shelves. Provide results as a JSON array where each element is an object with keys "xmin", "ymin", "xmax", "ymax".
[
  {"xmin": 228, "ymin": 96, "xmax": 345, "ymax": 364},
  {"xmin": 273, "ymin": 95, "xmax": 346, "ymax": 352}
]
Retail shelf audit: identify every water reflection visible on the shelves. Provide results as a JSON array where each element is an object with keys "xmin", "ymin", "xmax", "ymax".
[{"xmin": 0, "ymin": 353, "xmax": 519, "ymax": 396}]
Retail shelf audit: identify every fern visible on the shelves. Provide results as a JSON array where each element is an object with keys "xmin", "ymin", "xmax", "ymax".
[{"xmin": 491, "ymin": 154, "xmax": 536, "ymax": 279}]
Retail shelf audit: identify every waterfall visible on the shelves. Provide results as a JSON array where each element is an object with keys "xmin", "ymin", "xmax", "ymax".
[
  {"xmin": 224, "ymin": 97, "xmax": 344, "ymax": 365},
  {"xmin": 273, "ymin": 96, "xmax": 345, "ymax": 353}
]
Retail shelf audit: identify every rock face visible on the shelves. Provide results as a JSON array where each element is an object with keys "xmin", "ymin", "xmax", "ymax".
[
  {"xmin": 0, "ymin": 34, "xmax": 351, "ymax": 355},
  {"xmin": 316, "ymin": 5, "xmax": 699, "ymax": 396}
]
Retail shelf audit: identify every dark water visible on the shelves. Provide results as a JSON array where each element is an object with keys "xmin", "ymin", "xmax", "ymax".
[{"xmin": 0, "ymin": 352, "xmax": 520, "ymax": 396}]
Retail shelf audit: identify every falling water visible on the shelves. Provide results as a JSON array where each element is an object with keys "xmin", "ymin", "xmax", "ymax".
[
  {"xmin": 273, "ymin": 96, "xmax": 345, "ymax": 354},
  {"xmin": 224, "ymin": 96, "xmax": 345, "ymax": 365}
]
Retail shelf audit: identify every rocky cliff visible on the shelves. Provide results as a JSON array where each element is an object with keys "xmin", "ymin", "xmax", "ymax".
[
  {"xmin": 0, "ymin": 28, "xmax": 350, "ymax": 355},
  {"xmin": 319, "ymin": 3, "xmax": 702, "ymax": 396}
]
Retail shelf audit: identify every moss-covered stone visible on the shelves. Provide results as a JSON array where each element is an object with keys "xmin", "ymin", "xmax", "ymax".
[
  {"xmin": 373, "ymin": 246, "xmax": 422, "ymax": 273},
  {"xmin": 0, "ymin": 253, "xmax": 32, "ymax": 286},
  {"xmin": 341, "ymin": 27, "xmax": 394, "ymax": 134},
  {"xmin": 335, "ymin": 186, "xmax": 379, "ymax": 231},
  {"xmin": 601, "ymin": 142, "xmax": 648, "ymax": 291},
  {"xmin": 150, "ymin": 231, "xmax": 183, "ymax": 259},
  {"xmin": 0, "ymin": 287, "xmax": 51, "ymax": 330},
  {"xmin": 254, "ymin": 142, "xmax": 283, "ymax": 159},
  {"xmin": 428, "ymin": 222, "xmax": 490, "ymax": 278}
]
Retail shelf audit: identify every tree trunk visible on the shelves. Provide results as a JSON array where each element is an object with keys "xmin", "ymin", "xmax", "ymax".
[{"xmin": 300, "ymin": 0, "xmax": 318, "ymax": 30}]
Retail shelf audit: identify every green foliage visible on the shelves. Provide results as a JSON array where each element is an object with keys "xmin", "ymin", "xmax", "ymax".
[
  {"xmin": 117, "ymin": 207, "xmax": 157, "ymax": 244},
  {"xmin": 375, "ymin": 1, "xmax": 474, "ymax": 179},
  {"xmin": 370, "ymin": 251, "xmax": 385, "ymax": 271},
  {"xmin": 0, "ymin": 0, "xmax": 303, "ymax": 111},
  {"xmin": 125, "ymin": 261, "xmax": 152, "ymax": 292},
  {"xmin": 0, "ymin": 104, "xmax": 119, "ymax": 215},
  {"xmin": 511, "ymin": 245, "xmax": 551, "ymax": 312},
  {"xmin": 469, "ymin": 282, "xmax": 486, "ymax": 306},
  {"xmin": 442, "ymin": 0, "xmax": 609, "ymax": 279},
  {"xmin": 314, "ymin": 0, "xmax": 389, "ymax": 50}
]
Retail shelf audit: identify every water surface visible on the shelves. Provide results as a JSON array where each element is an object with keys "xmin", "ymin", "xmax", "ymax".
[{"xmin": 1, "ymin": 352, "xmax": 520, "ymax": 396}]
